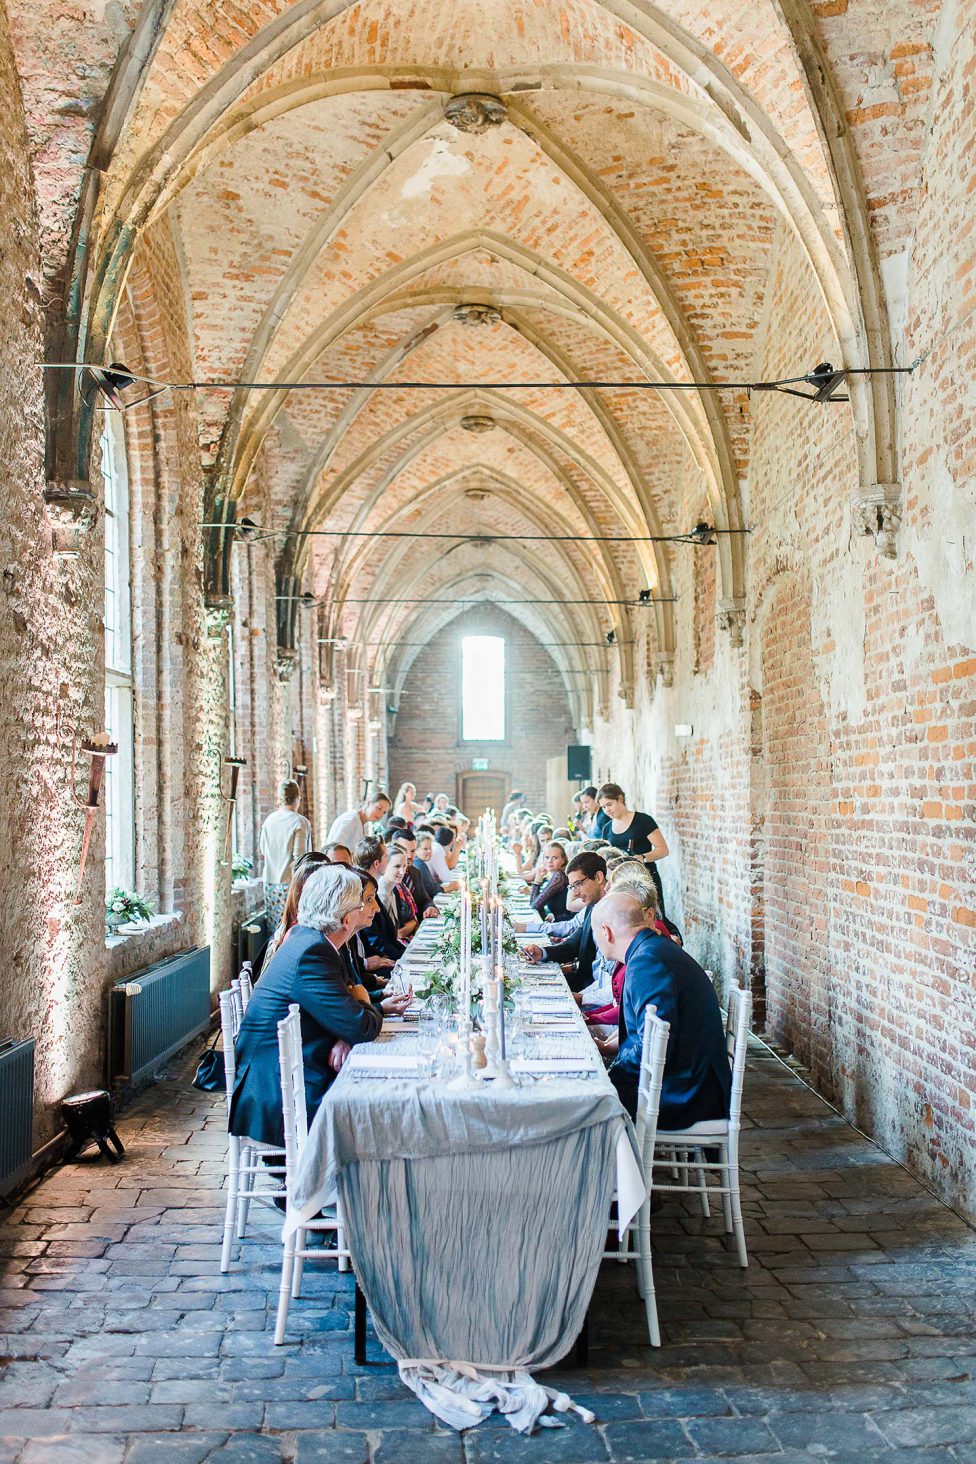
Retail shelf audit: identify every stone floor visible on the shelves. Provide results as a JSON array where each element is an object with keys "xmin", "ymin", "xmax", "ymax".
[{"xmin": 1, "ymin": 1042, "xmax": 975, "ymax": 1464}]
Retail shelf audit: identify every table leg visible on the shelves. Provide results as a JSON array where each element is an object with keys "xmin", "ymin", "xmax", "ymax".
[{"xmin": 354, "ymin": 1281, "xmax": 367, "ymax": 1365}]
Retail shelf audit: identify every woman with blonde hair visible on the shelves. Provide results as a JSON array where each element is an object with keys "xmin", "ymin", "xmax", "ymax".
[{"xmin": 392, "ymin": 782, "xmax": 421, "ymax": 824}]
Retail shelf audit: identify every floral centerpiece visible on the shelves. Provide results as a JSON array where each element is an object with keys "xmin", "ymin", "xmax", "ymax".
[
  {"xmin": 231, "ymin": 852, "xmax": 254, "ymax": 883},
  {"xmin": 105, "ymin": 887, "xmax": 154, "ymax": 932},
  {"xmin": 416, "ymin": 892, "xmax": 522, "ymax": 1015}
]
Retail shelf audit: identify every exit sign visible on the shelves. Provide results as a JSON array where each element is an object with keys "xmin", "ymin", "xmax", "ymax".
[{"xmin": 472, "ymin": 758, "xmax": 490, "ymax": 771}]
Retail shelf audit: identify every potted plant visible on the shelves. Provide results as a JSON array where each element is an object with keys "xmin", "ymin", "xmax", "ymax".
[
  {"xmin": 232, "ymin": 853, "xmax": 254, "ymax": 884},
  {"xmin": 105, "ymin": 887, "xmax": 155, "ymax": 933}
]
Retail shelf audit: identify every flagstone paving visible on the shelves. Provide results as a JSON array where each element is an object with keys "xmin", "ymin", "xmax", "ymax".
[{"xmin": 1, "ymin": 1043, "xmax": 974, "ymax": 1462}]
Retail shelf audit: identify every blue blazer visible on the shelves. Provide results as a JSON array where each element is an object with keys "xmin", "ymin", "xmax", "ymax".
[
  {"xmin": 361, "ymin": 900, "xmax": 405, "ymax": 962},
  {"xmin": 610, "ymin": 928, "xmax": 731, "ymax": 1127},
  {"xmin": 229, "ymin": 925, "xmax": 382, "ymax": 1147}
]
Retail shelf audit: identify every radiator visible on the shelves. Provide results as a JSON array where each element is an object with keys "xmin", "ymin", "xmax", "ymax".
[
  {"xmin": 108, "ymin": 946, "xmax": 211, "ymax": 1089},
  {"xmin": 0, "ymin": 1039, "xmax": 35, "ymax": 1197}
]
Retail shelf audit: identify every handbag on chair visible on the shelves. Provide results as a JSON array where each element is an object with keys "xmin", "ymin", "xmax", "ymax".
[{"xmin": 192, "ymin": 1027, "xmax": 225, "ymax": 1092}]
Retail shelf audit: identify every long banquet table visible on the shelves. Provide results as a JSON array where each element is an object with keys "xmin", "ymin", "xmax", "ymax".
[{"xmin": 284, "ymin": 893, "xmax": 644, "ymax": 1433}]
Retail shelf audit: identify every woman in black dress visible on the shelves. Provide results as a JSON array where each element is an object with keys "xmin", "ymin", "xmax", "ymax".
[{"xmin": 596, "ymin": 782, "xmax": 669, "ymax": 915}]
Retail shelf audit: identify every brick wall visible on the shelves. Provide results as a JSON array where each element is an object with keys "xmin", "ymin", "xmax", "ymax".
[{"xmin": 388, "ymin": 609, "xmax": 577, "ymax": 815}]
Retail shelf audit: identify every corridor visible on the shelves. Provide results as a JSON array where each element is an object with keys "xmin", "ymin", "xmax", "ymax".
[{"xmin": 2, "ymin": 1043, "xmax": 974, "ymax": 1463}]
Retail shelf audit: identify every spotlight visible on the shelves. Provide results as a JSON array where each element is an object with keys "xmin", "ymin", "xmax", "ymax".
[
  {"xmin": 804, "ymin": 361, "xmax": 847, "ymax": 403},
  {"xmin": 236, "ymin": 517, "xmax": 261, "ymax": 541},
  {"xmin": 605, "ymin": 630, "xmax": 616, "ymax": 645},
  {"xmin": 687, "ymin": 522, "xmax": 718, "ymax": 545},
  {"xmin": 80, "ymin": 361, "xmax": 136, "ymax": 411},
  {"xmin": 300, "ymin": 592, "xmax": 318, "ymax": 608},
  {"xmin": 638, "ymin": 589, "xmax": 652, "ymax": 603}
]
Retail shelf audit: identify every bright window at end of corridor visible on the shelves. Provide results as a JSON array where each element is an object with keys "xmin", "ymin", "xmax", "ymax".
[{"xmin": 462, "ymin": 635, "xmax": 505, "ymax": 741}]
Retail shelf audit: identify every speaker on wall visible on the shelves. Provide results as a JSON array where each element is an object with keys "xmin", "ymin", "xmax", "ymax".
[{"xmin": 567, "ymin": 744, "xmax": 592, "ymax": 782}]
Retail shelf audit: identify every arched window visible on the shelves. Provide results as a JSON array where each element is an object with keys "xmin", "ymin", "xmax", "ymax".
[
  {"xmin": 101, "ymin": 415, "xmax": 135, "ymax": 894},
  {"xmin": 461, "ymin": 635, "xmax": 505, "ymax": 741}
]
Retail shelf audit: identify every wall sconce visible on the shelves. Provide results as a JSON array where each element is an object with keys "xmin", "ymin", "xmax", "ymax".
[
  {"xmin": 70, "ymin": 731, "xmax": 117, "ymax": 903},
  {"xmin": 222, "ymin": 756, "xmax": 247, "ymax": 864},
  {"xmin": 674, "ymin": 724, "xmax": 694, "ymax": 738}
]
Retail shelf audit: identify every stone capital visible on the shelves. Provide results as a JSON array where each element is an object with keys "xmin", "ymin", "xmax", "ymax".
[
  {"xmin": 44, "ymin": 479, "xmax": 96, "ymax": 557},
  {"xmin": 852, "ymin": 483, "xmax": 901, "ymax": 559},
  {"xmin": 275, "ymin": 649, "xmax": 299, "ymax": 682},
  {"xmin": 444, "ymin": 94, "xmax": 507, "ymax": 134},
  {"xmin": 653, "ymin": 651, "xmax": 675, "ymax": 688},
  {"xmin": 717, "ymin": 597, "xmax": 747, "ymax": 648}
]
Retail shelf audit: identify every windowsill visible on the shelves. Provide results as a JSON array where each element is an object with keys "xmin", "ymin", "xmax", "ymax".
[{"xmin": 104, "ymin": 911, "xmax": 183, "ymax": 950}]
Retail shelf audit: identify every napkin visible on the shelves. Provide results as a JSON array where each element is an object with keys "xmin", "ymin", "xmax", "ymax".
[{"xmin": 346, "ymin": 1051, "xmax": 421, "ymax": 1076}]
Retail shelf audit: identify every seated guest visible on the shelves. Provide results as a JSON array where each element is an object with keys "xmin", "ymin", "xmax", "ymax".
[
  {"xmin": 512, "ymin": 826, "xmax": 540, "ymax": 881},
  {"xmin": 323, "ymin": 842, "xmax": 352, "ymax": 866},
  {"xmin": 389, "ymin": 829, "xmax": 439, "ymax": 918},
  {"xmin": 229, "ymin": 866, "xmax": 383, "ymax": 1147},
  {"xmin": 591, "ymin": 892, "xmax": 730, "ymax": 1125},
  {"xmin": 342, "ymin": 872, "xmax": 414, "ymax": 1021},
  {"xmin": 262, "ymin": 850, "xmax": 329, "ymax": 968},
  {"xmin": 326, "ymin": 790, "xmax": 391, "ymax": 853},
  {"xmin": 596, "ymin": 782, "xmax": 670, "ymax": 916},
  {"xmin": 587, "ymin": 872, "xmax": 674, "ymax": 1056},
  {"xmin": 522, "ymin": 852, "xmax": 608, "ymax": 992},
  {"xmin": 413, "ymin": 829, "xmax": 444, "ymax": 901},
  {"xmin": 355, "ymin": 835, "xmax": 404, "ymax": 961},
  {"xmin": 531, "ymin": 840, "xmax": 570, "ymax": 922},
  {"xmin": 610, "ymin": 860, "xmax": 683, "ymax": 946},
  {"xmin": 432, "ymin": 792, "xmax": 450, "ymax": 815},
  {"xmin": 427, "ymin": 826, "xmax": 461, "ymax": 891},
  {"xmin": 378, "ymin": 844, "xmax": 419, "ymax": 942}
]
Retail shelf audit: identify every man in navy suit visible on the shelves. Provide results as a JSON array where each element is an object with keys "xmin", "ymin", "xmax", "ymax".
[
  {"xmin": 522, "ymin": 851, "xmax": 608, "ymax": 992},
  {"xmin": 229, "ymin": 865, "xmax": 384, "ymax": 1148},
  {"xmin": 591, "ymin": 892, "xmax": 731, "ymax": 1125}
]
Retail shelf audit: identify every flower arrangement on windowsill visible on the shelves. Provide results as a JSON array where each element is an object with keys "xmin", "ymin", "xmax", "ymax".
[
  {"xmin": 231, "ymin": 853, "xmax": 255, "ymax": 884},
  {"xmin": 105, "ymin": 887, "xmax": 155, "ymax": 934}
]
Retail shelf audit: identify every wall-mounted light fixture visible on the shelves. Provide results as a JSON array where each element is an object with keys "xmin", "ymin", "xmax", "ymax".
[
  {"xmin": 221, "ymin": 756, "xmax": 247, "ymax": 864},
  {"xmin": 674, "ymin": 724, "xmax": 694, "ymax": 738},
  {"xmin": 69, "ymin": 730, "xmax": 118, "ymax": 903}
]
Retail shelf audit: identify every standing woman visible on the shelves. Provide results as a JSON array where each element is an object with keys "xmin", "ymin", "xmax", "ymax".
[
  {"xmin": 596, "ymin": 782, "xmax": 669, "ymax": 915},
  {"xmin": 392, "ymin": 782, "xmax": 421, "ymax": 825},
  {"xmin": 259, "ymin": 779, "xmax": 313, "ymax": 930},
  {"xmin": 512, "ymin": 824, "xmax": 540, "ymax": 881}
]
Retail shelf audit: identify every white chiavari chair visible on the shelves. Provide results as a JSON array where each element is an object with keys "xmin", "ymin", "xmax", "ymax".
[
  {"xmin": 274, "ymin": 1004, "xmax": 349, "ymax": 1344},
  {"xmin": 652, "ymin": 986, "xmax": 752, "ymax": 1268},
  {"xmin": 238, "ymin": 965, "xmax": 253, "ymax": 1011},
  {"xmin": 605, "ymin": 1006, "xmax": 670, "ymax": 1346},
  {"xmin": 218, "ymin": 989, "xmax": 285, "ymax": 1272}
]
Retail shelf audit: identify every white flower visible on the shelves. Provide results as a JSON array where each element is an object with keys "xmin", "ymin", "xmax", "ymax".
[{"xmin": 112, "ymin": 900, "xmax": 126, "ymax": 913}]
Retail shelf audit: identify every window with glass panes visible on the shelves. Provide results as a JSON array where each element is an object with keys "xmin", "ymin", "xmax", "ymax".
[{"xmin": 101, "ymin": 416, "xmax": 135, "ymax": 895}]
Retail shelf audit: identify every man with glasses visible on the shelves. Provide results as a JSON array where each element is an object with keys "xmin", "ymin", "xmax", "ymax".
[{"xmin": 522, "ymin": 851, "xmax": 608, "ymax": 992}]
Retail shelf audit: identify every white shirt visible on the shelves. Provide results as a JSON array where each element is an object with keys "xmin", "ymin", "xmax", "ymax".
[
  {"xmin": 326, "ymin": 808, "xmax": 367, "ymax": 854},
  {"xmin": 259, "ymin": 808, "xmax": 312, "ymax": 885},
  {"xmin": 426, "ymin": 842, "xmax": 452, "ymax": 885}
]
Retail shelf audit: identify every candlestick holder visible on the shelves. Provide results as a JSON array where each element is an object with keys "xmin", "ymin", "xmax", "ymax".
[{"xmin": 481, "ymin": 970, "xmax": 515, "ymax": 1087}]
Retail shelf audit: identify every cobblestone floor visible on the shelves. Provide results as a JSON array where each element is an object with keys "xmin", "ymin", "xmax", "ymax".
[{"xmin": 2, "ymin": 1042, "xmax": 975, "ymax": 1463}]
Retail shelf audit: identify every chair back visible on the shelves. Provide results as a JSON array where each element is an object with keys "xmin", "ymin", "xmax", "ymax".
[
  {"xmin": 238, "ymin": 966, "xmax": 253, "ymax": 1011},
  {"xmin": 635, "ymin": 1005, "xmax": 670, "ymax": 1168},
  {"xmin": 230, "ymin": 979, "xmax": 244, "ymax": 1031},
  {"xmin": 218, "ymin": 989, "xmax": 239, "ymax": 1114},
  {"xmin": 276, "ymin": 1004, "xmax": 308, "ymax": 1183},
  {"xmin": 725, "ymin": 982, "xmax": 743, "ymax": 1060},
  {"xmin": 728, "ymin": 986, "xmax": 753, "ymax": 1133}
]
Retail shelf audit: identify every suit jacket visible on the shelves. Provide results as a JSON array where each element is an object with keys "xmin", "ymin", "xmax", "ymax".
[
  {"xmin": 543, "ymin": 905, "xmax": 596, "ymax": 993},
  {"xmin": 610, "ymin": 927, "xmax": 731, "ymax": 1127},
  {"xmin": 402, "ymin": 863, "xmax": 434, "ymax": 913},
  {"xmin": 229, "ymin": 925, "xmax": 382, "ymax": 1147},
  {"xmin": 361, "ymin": 898, "xmax": 405, "ymax": 962}
]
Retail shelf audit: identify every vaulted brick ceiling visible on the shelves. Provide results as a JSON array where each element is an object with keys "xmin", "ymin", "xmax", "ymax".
[{"xmin": 11, "ymin": 0, "xmax": 934, "ymax": 700}]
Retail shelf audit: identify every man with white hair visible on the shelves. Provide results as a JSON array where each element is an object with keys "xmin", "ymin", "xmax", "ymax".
[
  {"xmin": 591, "ymin": 891, "xmax": 730, "ymax": 1124},
  {"xmin": 229, "ymin": 865, "xmax": 383, "ymax": 1148}
]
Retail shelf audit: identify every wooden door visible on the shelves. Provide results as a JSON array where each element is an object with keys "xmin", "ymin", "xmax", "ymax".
[{"xmin": 456, "ymin": 772, "xmax": 510, "ymax": 822}]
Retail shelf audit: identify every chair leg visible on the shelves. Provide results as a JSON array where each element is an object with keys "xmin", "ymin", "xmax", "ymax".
[
  {"xmin": 695, "ymin": 1152, "xmax": 710, "ymax": 1218},
  {"xmin": 221, "ymin": 1137, "xmax": 240, "ymax": 1274},
  {"xmin": 274, "ymin": 1235, "xmax": 296, "ymax": 1345},
  {"xmin": 726, "ymin": 1141, "xmax": 748, "ymax": 1268},
  {"xmin": 337, "ymin": 1206, "xmax": 350, "ymax": 1273},
  {"xmin": 292, "ymin": 1228, "xmax": 306, "ymax": 1298},
  {"xmin": 637, "ymin": 1201, "xmax": 660, "ymax": 1347},
  {"xmin": 617, "ymin": 1222, "xmax": 631, "ymax": 1262},
  {"xmin": 236, "ymin": 1150, "xmax": 254, "ymax": 1239},
  {"xmin": 354, "ymin": 1281, "xmax": 367, "ymax": 1365}
]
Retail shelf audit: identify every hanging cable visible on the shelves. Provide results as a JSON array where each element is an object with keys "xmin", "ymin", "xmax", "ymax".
[
  {"xmin": 203, "ymin": 521, "xmax": 741, "ymax": 545},
  {"xmin": 42, "ymin": 359, "xmax": 913, "ymax": 408},
  {"xmin": 284, "ymin": 594, "xmax": 674, "ymax": 606}
]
